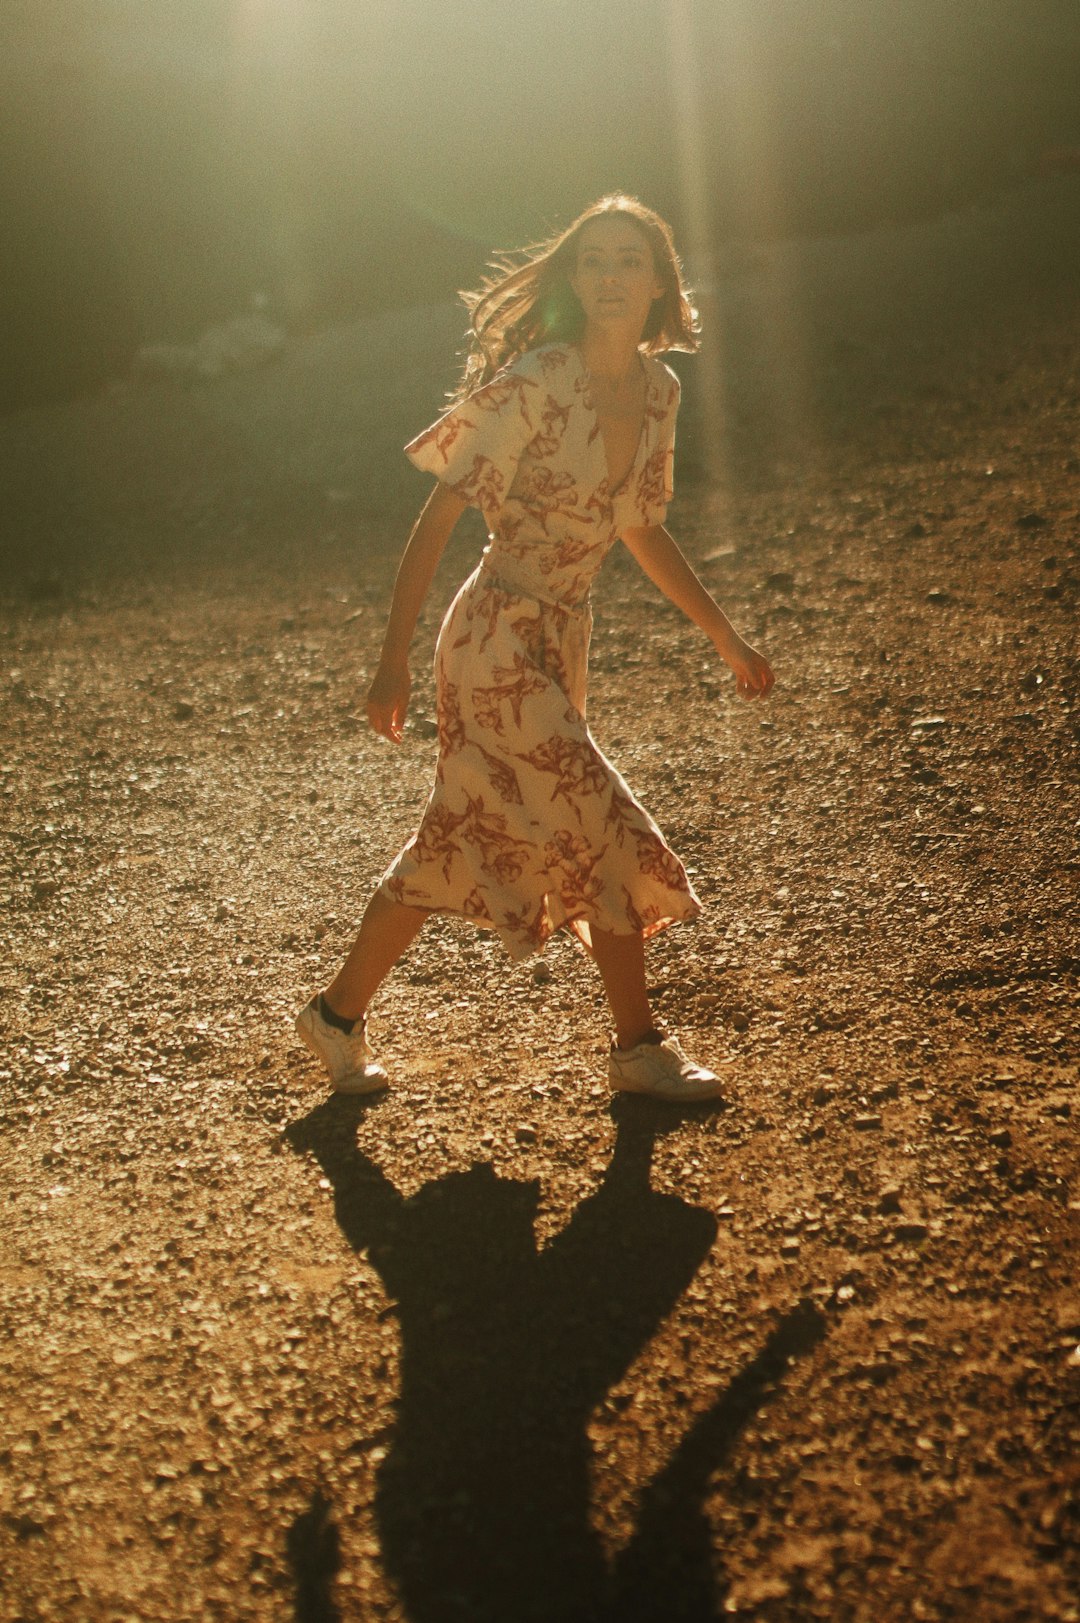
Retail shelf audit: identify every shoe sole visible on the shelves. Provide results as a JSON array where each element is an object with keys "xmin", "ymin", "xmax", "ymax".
[
  {"xmin": 610, "ymin": 1077, "xmax": 725, "ymax": 1102},
  {"xmin": 295, "ymin": 1014, "xmax": 390, "ymax": 1096}
]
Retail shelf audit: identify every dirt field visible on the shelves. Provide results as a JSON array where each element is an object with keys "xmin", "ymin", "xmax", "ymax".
[{"xmin": 1, "ymin": 181, "xmax": 1078, "ymax": 1622}]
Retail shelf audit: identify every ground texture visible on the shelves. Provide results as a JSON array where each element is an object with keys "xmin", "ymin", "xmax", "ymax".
[{"xmin": 1, "ymin": 182, "xmax": 1078, "ymax": 1622}]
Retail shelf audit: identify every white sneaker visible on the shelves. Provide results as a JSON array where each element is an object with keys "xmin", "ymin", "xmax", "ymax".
[
  {"xmin": 295, "ymin": 998, "xmax": 389, "ymax": 1095},
  {"xmin": 608, "ymin": 1034, "xmax": 725, "ymax": 1102}
]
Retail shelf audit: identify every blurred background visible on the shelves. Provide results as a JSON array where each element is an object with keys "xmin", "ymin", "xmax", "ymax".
[{"xmin": 3, "ymin": 0, "xmax": 1079, "ymax": 415}]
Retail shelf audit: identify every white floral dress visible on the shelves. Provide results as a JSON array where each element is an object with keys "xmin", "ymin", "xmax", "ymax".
[{"xmin": 379, "ymin": 342, "xmax": 701, "ymax": 960}]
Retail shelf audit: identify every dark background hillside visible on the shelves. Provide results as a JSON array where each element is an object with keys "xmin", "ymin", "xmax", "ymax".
[{"xmin": 2, "ymin": 0, "xmax": 1079, "ymax": 413}]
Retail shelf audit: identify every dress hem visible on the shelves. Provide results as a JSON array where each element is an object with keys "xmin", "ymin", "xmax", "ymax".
[{"xmin": 377, "ymin": 877, "xmax": 701, "ymax": 963}]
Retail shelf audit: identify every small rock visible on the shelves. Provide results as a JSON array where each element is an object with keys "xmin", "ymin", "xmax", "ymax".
[
  {"xmin": 989, "ymin": 1127, "xmax": 1012, "ymax": 1148},
  {"xmin": 926, "ymin": 587, "xmax": 952, "ymax": 605},
  {"xmin": 1015, "ymin": 510, "xmax": 1047, "ymax": 530},
  {"xmin": 854, "ymin": 1114, "xmax": 883, "ymax": 1132},
  {"xmin": 515, "ymin": 1124, "xmax": 538, "ymax": 1146},
  {"xmin": 895, "ymin": 1220, "xmax": 929, "ymax": 1243},
  {"xmin": 878, "ymin": 1185, "xmax": 903, "ymax": 1215},
  {"xmin": 731, "ymin": 1010, "xmax": 751, "ymax": 1032},
  {"xmin": 12, "ymin": 1514, "xmax": 47, "ymax": 1541},
  {"xmin": 174, "ymin": 699, "xmax": 196, "ymax": 721},
  {"xmin": 531, "ymin": 961, "xmax": 552, "ymax": 985},
  {"xmin": 32, "ymin": 877, "xmax": 58, "ymax": 901}
]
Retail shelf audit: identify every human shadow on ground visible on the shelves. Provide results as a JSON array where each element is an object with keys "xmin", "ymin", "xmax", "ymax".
[
  {"xmin": 287, "ymin": 1486, "xmax": 342, "ymax": 1623},
  {"xmin": 286, "ymin": 1095, "xmax": 827, "ymax": 1623}
]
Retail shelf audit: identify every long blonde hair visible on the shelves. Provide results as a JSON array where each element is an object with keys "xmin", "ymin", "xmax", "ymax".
[{"xmin": 453, "ymin": 195, "xmax": 700, "ymax": 402}]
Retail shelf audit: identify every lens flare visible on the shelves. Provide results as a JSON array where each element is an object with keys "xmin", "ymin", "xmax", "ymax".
[{"xmin": 665, "ymin": 0, "xmax": 818, "ymax": 492}]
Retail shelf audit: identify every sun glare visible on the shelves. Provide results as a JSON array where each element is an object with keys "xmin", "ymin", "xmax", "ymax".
[{"xmin": 665, "ymin": 1, "xmax": 817, "ymax": 490}]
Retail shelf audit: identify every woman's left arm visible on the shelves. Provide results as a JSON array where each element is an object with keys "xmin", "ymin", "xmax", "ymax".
[{"xmin": 620, "ymin": 522, "xmax": 775, "ymax": 699}]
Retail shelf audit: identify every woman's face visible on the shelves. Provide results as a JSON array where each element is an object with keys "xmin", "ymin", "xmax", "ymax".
[{"xmin": 569, "ymin": 216, "xmax": 664, "ymax": 341}]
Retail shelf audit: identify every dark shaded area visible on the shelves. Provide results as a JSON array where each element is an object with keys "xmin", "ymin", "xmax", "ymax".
[
  {"xmin": 286, "ymin": 1488, "xmax": 343, "ymax": 1623},
  {"xmin": 287, "ymin": 1093, "xmax": 829, "ymax": 1621},
  {"xmin": 3, "ymin": 0, "xmax": 1079, "ymax": 413},
  {"xmin": 608, "ymin": 1298, "xmax": 828, "ymax": 1621}
]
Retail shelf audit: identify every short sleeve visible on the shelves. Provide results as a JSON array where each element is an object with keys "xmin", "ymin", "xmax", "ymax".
[
  {"xmin": 632, "ymin": 365, "xmax": 680, "ymax": 527},
  {"xmin": 404, "ymin": 360, "xmax": 542, "ymax": 517}
]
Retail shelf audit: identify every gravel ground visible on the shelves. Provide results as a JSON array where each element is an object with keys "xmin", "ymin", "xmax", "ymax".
[{"xmin": 1, "ymin": 181, "xmax": 1078, "ymax": 1622}]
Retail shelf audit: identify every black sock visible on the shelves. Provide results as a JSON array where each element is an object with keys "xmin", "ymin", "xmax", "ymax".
[
  {"xmin": 318, "ymin": 993, "xmax": 358, "ymax": 1035},
  {"xmin": 614, "ymin": 1028, "xmax": 663, "ymax": 1051}
]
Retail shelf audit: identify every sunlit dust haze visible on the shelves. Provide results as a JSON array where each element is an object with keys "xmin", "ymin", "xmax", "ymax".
[{"xmin": 1, "ymin": 0, "xmax": 1078, "ymax": 411}]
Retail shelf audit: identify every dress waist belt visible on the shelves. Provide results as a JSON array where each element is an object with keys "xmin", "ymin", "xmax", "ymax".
[{"xmin": 476, "ymin": 562, "xmax": 590, "ymax": 620}]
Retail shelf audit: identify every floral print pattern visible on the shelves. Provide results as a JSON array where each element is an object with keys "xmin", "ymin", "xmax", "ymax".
[{"xmin": 380, "ymin": 344, "xmax": 699, "ymax": 959}]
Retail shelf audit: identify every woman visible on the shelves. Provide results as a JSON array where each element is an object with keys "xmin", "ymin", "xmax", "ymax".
[{"xmin": 296, "ymin": 195, "xmax": 774, "ymax": 1102}]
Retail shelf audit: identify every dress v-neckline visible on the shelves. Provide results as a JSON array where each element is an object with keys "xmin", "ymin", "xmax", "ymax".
[{"xmin": 573, "ymin": 347, "xmax": 650, "ymax": 499}]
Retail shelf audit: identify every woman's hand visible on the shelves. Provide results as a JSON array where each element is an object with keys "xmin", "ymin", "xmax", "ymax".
[
  {"xmin": 719, "ymin": 636, "xmax": 775, "ymax": 700},
  {"xmin": 366, "ymin": 662, "xmax": 412, "ymax": 742}
]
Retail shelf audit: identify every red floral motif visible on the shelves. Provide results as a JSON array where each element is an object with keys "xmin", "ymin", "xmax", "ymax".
[
  {"xmin": 633, "ymin": 826, "xmax": 688, "ymax": 889},
  {"xmin": 544, "ymin": 829, "xmax": 609, "ymax": 910},
  {"xmin": 623, "ymin": 891, "xmax": 645, "ymax": 933},
  {"xmin": 545, "ymin": 642, "xmax": 573, "ymax": 698},
  {"xmin": 467, "ymin": 371, "xmax": 542, "ymax": 434},
  {"xmin": 636, "ymin": 444, "xmax": 669, "ymax": 516},
  {"xmin": 644, "ymin": 385, "xmax": 669, "ymax": 426},
  {"xmin": 472, "ymin": 653, "xmax": 549, "ymax": 736},
  {"xmin": 526, "ymin": 394, "xmax": 572, "ymax": 460},
  {"xmin": 476, "ymin": 744, "xmax": 524, "ymax": 806},
  {"xmin": 500, "ymin": 897, "xmax": 547, "ymax": 947},
  {"xmin": 460, "ymin": 793, "xmax": 532, "ymax": 885},
  {"xmin": 603, "ymin": 782, "xmax": 641, "ymax": 845},
  {"xmin": 496, "ymin": 512, "xmax": 527, "ymax": 551},
  {"xmin": 461, "ymin": 886, "xmax": 490, "ymax": 919},
  {"xmin": 437, "ymin": 679, "xmax": 466, "ymax": 757},
  {"xmin": 539, "ymin": 534, "xmax": 594, "ymax": 578},
  {"xmin": 414, "ymin": 802, "xmax": 469, "ymax": 881},
  {"xmin": 466, "ymin": 581, "xmax": 514, "ymax": 654},
  {"xmin": 410, "ymin": 411, "xmax": 473, "ymax": 468},
  {"xmin": 515, "ymin": 733, "xmax": 609, "ymax": 809},
  {"xmin": 585, "ymin": 483, "xmax": 613, "ymax": 523},
  {"xmin": 450, "ymin": 454, "xmax": 508, "ymax": 512},
  {"xmin": 508, "ymin": 609, "xmax": 544, "ymax": 663},
  {"xmin": 622, "ymin": 888, "xmax": 666, "ymax": 933},
  {"xmin": 517, "ymin": 466, "xmax": 586, "ymax": 533},
  {"xmin": 538, "ymin": 347, "xmax": 571, "ymax": 377}
]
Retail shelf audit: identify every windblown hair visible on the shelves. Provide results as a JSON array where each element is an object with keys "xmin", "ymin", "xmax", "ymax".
[{"xmin": 453, "ymin": 194, "xmax": 700, "ymax": 402}]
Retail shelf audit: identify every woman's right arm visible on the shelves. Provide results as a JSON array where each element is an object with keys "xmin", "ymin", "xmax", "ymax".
[{"xmin": 366, "ymin": 482, "xmax": 467, "ymax": 742}]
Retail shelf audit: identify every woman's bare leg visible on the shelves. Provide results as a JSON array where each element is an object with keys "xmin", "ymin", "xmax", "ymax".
[
  {"xmin": 323, "ymin": 889, "xmax": 428, "ymax": 1022},
  {"xmin": 590, "ymin": 927, "xmax": 656, "ymax": 1049}
]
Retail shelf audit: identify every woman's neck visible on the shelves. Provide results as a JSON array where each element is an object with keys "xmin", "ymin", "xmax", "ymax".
[{"xmin": 577, "ymin": 330, "xmax": 644, "ymax": 391}]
